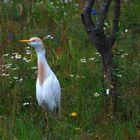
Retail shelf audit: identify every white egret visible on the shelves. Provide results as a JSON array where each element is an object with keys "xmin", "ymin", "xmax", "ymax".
[{"xmin": 19, "ymin": 37, "xmax": 61, "ymax": 122}]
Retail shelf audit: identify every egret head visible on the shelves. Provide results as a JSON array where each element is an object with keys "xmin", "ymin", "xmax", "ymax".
[{"xmin": 19, "ymin": 37, "xmax": 45, "ymax": 53}]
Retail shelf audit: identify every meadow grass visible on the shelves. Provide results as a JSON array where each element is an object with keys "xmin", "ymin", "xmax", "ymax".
[{"xmin": 0, "ymin": 1, "xmax": 140, "ymax": 140}]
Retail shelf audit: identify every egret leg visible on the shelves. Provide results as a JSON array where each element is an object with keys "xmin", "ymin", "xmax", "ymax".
[
  {"xmin": 42, "ymin": 112, "xmax": 49, "ymax": 139},
  {"xmin": 45, "ymin": 112, "xmax": 48, "ymax": 128}
]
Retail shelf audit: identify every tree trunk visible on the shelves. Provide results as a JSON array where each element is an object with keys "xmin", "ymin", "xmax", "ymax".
[
  {"xmin": 101, "ymin": 47, "xmax": 115, "ymax": 117},
  {"xmin": 81, "ymin": 0, "xmax": 121, "ymax": 118}
]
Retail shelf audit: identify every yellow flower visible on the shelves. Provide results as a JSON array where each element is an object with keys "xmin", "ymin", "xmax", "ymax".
[
  {"xmin": 73, "ymin": 127, "xmax": 82, "ymax": 131},
  {"xmin": 70, "ymin": 112, "xmax": 78, "ymax": 118}
]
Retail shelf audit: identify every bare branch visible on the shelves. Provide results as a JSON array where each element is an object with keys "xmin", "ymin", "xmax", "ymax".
[
  {"xmin": 81, "ymin": 0, "xmax": 107, "ymax": 54},
  {"xmin": 112, "ymin": 0, "xmax": 121, "ymax": 37},
  {"xmin": 96, "ymin": 0, "xmax": 112, "ymax": 30},
  {"xmin": 109, "ymin": 0, "xmax": 121, "ymax": 46},
  {"xmin": 81, "ymin": 0, "xmax": 95, "ymax": 32}
]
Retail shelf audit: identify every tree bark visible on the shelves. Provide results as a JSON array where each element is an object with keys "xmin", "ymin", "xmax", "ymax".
[{"xmin": 81, "ymin": 0, "xmax": 121, "ymax": 118}]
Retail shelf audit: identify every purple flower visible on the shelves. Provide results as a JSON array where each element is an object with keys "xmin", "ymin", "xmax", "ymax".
[
  {"xmin": 91, "ymin": 8, "xmax": 97, "ymax": 15},
  {"xmin": 91, "ymin": 11, "xmax": 97, "ymax": 15}
]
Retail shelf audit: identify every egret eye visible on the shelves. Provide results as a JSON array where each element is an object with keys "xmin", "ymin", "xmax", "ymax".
[{"xmin": 32, "ymin": 40, "xmax": 36, "ymax": 42}]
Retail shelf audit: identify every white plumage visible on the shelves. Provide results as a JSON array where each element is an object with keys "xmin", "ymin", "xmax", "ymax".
[{"xmin": 19, "ymin": 37, "xmax": 61, "ymax": 115}]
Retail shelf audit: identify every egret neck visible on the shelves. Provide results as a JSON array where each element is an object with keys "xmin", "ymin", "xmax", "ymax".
[{"xmin": 36, "ymin": 48, "xmax": 52, "ymax": 86}]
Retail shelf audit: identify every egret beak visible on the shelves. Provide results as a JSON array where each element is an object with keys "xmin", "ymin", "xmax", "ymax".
[{"xmin": 18, "ymin": 39, "xmax": 31, "ymax": 43}]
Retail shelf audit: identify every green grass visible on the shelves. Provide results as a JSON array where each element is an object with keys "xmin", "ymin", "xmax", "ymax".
[{"xmin": 0, "ymin": 0, "xmax": 140, "ymax": 140}]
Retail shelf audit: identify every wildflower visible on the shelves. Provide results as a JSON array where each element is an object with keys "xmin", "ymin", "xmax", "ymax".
[
  {"xmin": 12, "ymin": 52, "xmax": 18, "ymax": 55},
  {"xmin": 125, "ymin": 29, "xmax": 128, "ymax": 33},
  {"xmin": 106, "ymin": 89, "xmax": 110, "ymax": 95},
  {"xmin": 25, "ymin": 59, "xmax": 31, "ymax": 63},
  {"xmin": 69, "ymin": 74, "xmax": 74, "ymax": 78},
  {"xmin": 73, "ymin": 127, "xmax": 82, "ymax": 131},
  {"xmin": 25, "ymin": 47, "xmax": 30, "ymax": 49},
  {"xmin": 12, "ymin": 67, "xmax": 18, "ymax": 71},
  {"xmin": 5, "ymin": 74, "xmax": 10, "ymax": 77},
  {"xmin": 91, "ymin": 11, "xmax": 97, "ymax": 15},
  {"xmin": 81, "ymin": 76, "xmax": 86, "ymax": 79},
  {"xmin": 80, "ymin": 58, "xmax": 86, "ymax": 63},
  {"xmin": 50, "ymin": 2, "xmax": 53, "ymax": 5},
  {"xmin": 121, "ymin": 53, "xmax": 128, "ymax": 58},
  {"xmin": 70, "ymin": 112, "xmax": 78, "ymax": 118},
  {"xmin": 121, "ymin": 55, "xmax": 125, "ymax": 58},
  {"xmin": 75, "ymin": 3, "xmax": 79, "ymax": 7},
  {"xmin": 124, "ymin": 53, "xmax": 128, "ymax": 56},
  {"xmin": 11, "ymin": 56, "xmax": 14, "ymax": 59},
  {"xmin": 50, "ymin": 36, "xmax": 54, "ymax": 40},
  {"xmin": 13, "ymin": 77, "xmax": 18, "ymax": 80},
  {"xmin": 117, "ymin": 74, "xmax": 122, "ymax": 77},
  {"xmin": 1, "ymin": 73, "xmax": 6, "ymax": 76},
  {"xmin": 5, "ymin": 65, "xmax": 11, "ymax": 69},
  {"xmin": 46, "ymin": 35, "xmax": 51, "ymax": 38},
  {"xmin": 15, "ymin": 54, "xmax": 21, "ymax": 59},
  {"xmin": 43, "ymin": 34, "xmax": 54, "ymax": 40},
  {"xmin": 23, "ymin": 57, "xmax": 31, "ymax": 63},
  {"xmin": 103, "ymin": 27, "xmax": 106, "ymax": 30},
  {"xmin": 104, "ymin": 22, "xmax": 109, "ymax": 26},
  {"xmin": 31, "ymin": 66, "xmax": 37, "ymax": 70},
  {"xmin": 7, "ymin": 63, "xmax": 12, "ymax": 66},
  {"xmin": 88, "ymin": 57, "xmax": 95, "ymax": 61},
  {"xmin": 64, "ymin": 12, "xmax": 67, "ymax": 16},
  {"xmin": 23, "ymin": 102, "xmax": 30, "ymax": 106},
  {"xmin": 25, "ymin": 50, "xmax": 32, "ymax": 54},
  {"xmin": 3, "ymin": 54, "xmax": 9, "ymax": 57},
  {"xmin": 23, "ymin": 57, "xmax": 28, "ymax": 61},
  {"xmin": 5, "ymin": 63, "xmax": 12, "ymax": 69},
  {"xmin": 91, "ymin": 8, "xmax": 97, "ymax": 15},
  {"xmin": 95, "ymin": 52, "xmax": 100, "ymax": 55},
  {"xmin": 19, "ymin": 78, "xmax": 23, "ymax": 82},
  {"xmin": 94, "ymin": 92, "xmax": 100, "ymax": 97},
  {"xmin": 75, "ymin": 75, "xmax": 85, "ymax": 79}
]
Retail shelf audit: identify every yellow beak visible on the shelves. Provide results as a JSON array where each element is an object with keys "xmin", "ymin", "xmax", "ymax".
[{"xmin": 18, "ymin": 39, "xmax": 31, "ymax": 43}]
